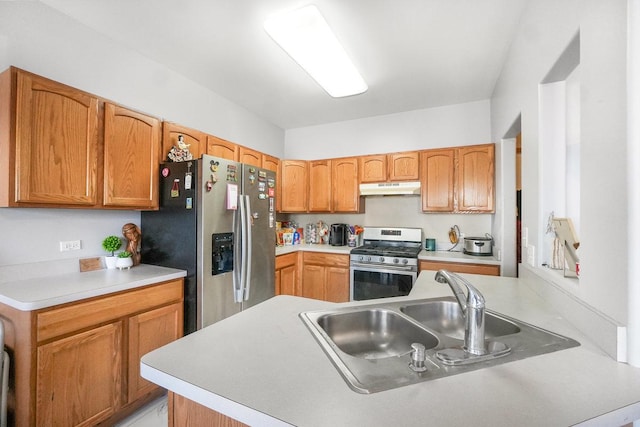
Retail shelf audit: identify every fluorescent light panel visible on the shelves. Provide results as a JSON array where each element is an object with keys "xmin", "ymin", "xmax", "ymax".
[{"xmin": 264, "ymin": 5, "xmax": 367, "ymax": 98}]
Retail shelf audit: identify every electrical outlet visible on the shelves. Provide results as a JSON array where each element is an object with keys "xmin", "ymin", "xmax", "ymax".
[
  {"xmin": 60, "ymin": 240, "xmax": 81, "ymax": 252},
  {"xmin": 527, "ymin": 244, "xmax": 535, "ymax": 266}
]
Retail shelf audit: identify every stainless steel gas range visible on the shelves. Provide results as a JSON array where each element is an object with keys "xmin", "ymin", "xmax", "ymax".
[{"xmin": 349, "ymin": 227, "xmax": 422, "ymax": 301}]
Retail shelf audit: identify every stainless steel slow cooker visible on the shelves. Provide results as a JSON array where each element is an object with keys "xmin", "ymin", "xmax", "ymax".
[{"xmin": 463, "ymin": 236, "xmax": 493, "ymax": 256}]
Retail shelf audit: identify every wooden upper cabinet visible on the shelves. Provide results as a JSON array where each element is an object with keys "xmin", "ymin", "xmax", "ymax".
[
  {"xmin": 238, "ymin": 145, "xmax": 262, "ymax": 167},
  {"xmin": 457, "ymin": 144, "xmax": 494, "ymax": 212},
  {"xmin": 162, "ymin": 122, "xmax": 207, "ymax": 161},
  {"xmin": 5, "ymin": 68, "xmax": 100, "ymax": 206},
  {"xmin": 308, "ymin": 160, "xmax": 332, "ymax": 212},
  {"xmin": 333, "ymin": 157, "xmax": 363, "ymax": 213},
  {"xmin": 262, "ymin": 154, "xmax": 279, "ymax": 173},
  {"xmin": 359, "ymin": 151, "xmax": 419, "ymax": 183},
  {"xmin": 388, "ymin": 151, "xmax": 420, "ymax": 181},
  {"xmin": 207, "ymin": 135, "xmax": 238, "ymax": 161},
  {"xmin": 421, "ymin": 149, "xmax": 455, "ymax": 212},
  {"xmin": 280, "ymin": 160, "xmax": 308, "ymax": 212},
  {"xmin": 103, "ymin": 103, "xmax": 161, "ymax": 209},
  {"xmin": 359, "ymin": 155, "xmax": 387, "ymax": 183}
]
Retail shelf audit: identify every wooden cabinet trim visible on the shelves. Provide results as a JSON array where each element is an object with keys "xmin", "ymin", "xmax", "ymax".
[{"xmin": 37, "ymin": 279, "xmax": 183, "ymax": 342}]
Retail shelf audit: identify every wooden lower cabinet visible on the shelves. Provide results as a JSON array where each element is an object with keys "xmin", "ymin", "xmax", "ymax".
[
  {"xmin": 419, "ymin": 260, "xmax": 500, "ymax": 276},
  {"xmin": 276, "ymin": 251, "xmax": 350, "ymax": 302},
  {"xmin": 128, "ymin": 302, "xmax": 183, "ymax": 403},
  {"xmin": 0, "ymin": 278, "xmax": 184, "ymax": 426},
  {"xmin": 275, "ymin": 252, "xmax": 299, "ymax": 296},
  {"xmin": 169, "ymin": 392, "xmax": 247, "ymax": 427},
  {"xmin": 301, "ymin": 252, "xmax": 350, "ymax": 302},
  {"xmin": 36, "ymin": 322, "xmax": 123, "ymax": 426}
]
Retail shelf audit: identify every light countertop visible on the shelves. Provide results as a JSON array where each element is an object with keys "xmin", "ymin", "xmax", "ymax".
[
  {"xmin": 277, "ymin": 245, "xmax": 500, "ymax": 266},
  {"xmin": 276, "ymin": 244, "xmax": 352, "ymax": 256},
  {"xmin": 0, "ymin": 264, "xmax": 186, "ymax": 311},
  {"xmin": 140, "ymin": 272, "xmax": 640, "ymax": 426},
  {"xmin": 418, "ymin": 249, "xmax": 501, "ymax": 265}
]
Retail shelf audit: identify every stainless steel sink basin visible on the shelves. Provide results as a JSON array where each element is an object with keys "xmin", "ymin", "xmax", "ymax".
[
  {"xmin": 300, "ymin": 296, "xmax": 580, "ymax": 394},
  {"xmin": 400, "ymin": 300, "xmax": 521, "ymax": 340},
  {"xmin": 317, "ymin": 308, "xmax": 439, "ymax": 359}
]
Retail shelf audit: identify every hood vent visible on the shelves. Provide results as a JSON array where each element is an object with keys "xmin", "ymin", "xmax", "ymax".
[{"xmin": 359, "ymin": 181, "xmax": 421, "ymax": 196}]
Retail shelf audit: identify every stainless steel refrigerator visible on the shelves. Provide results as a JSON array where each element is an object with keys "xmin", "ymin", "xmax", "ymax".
[{"xmin": 141, "ymin": 154, "xmax": 276, "ymax": 334}]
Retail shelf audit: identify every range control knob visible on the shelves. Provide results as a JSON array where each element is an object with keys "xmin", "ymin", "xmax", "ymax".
[
  {"xmin": 393, "ymin": 258, "xmax": 399, "ymax": 264},
  {"xmin": 358, "ymin": 255, "xmax": 364, "ymax": 262},
  {"xmin": 366, "ymin": 256, "xmax": 372, "ymax": 262},
  {"xmin": 378, "ymin": 257, "xmax": 385, "ymax": 263},
  {"xmin": 402, "ymin": 259, "xmax": 409, "ymax": 265}
]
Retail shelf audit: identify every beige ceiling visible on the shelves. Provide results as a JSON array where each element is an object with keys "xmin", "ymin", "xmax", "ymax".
[{"xmin": 40, "ymin": 0, "xmax": 526, "ymax": 129}]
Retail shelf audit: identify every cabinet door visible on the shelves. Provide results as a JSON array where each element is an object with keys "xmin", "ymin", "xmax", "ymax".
[
  {"xmin": 128, "ymin": 302, "xmax": 183, "ymax": 403},
  {"xmin": 238, "ymin": 146, "xmax": 262, "ymax": 167},
  {"xmin": 162, "ymin": 123, "xmax": 207, "ymax": 160},
  {"xmin": 103, "ymin": 103, "xmax": 161, "ymax": 209},
  {"xmin": 359, "ymin": 155, "xmax": 387, "ymax": 183},
  {"xmin": 308, "ymin": 160, "xmax": 332, "ymax": 212},
  {"xmin": 421, "ymin": 149, "xmax": 455, "ymax": 212},
  {"xmin": 301, "ymin": 264, "xmax": 325, "ymax": 300},
  {"xmin": 333, "ymin": 157, "xmax": 362, "ymax": 212},
  {"xmin": 280, "ymin": 160, "xmax": 308, "ymax": 212},
  {"xmin": 36, "ymin": 322, "xmax": 123, "ymax": 427},
  {"xmin": 388, "ymin": 151, "xmax": 420, "ymax": 181},
  {"xmin": 278, "ymin": 264, "xmax": 298, "ymax": 296},
  {"xmin": 262, "ymin": 154, "xmax": 279, "ymax": 173},
  {"xmin": 207, "ymin": 135, "xmax": 238, "ymax": 161},
  {"xmin": 15, "ymin": 70, "xmax": 99, "ymax": 206},
  {"xmin": 457, "ymin": 144, "xmax": 495, "ymax": 212},
  {"xmin": 325, "ymin": 267, "xmax": 350, "ymax": 302},
  {"xmin": 276, "ymin": 252, "xmax": 299, "ymax": 296}
]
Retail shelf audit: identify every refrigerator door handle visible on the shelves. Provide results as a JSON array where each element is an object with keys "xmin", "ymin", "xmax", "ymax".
[
  {"xmin": 235, "ymin": 194, "xmax": 248, "ymax": 303},
  {"xmin": 243, "ymin": 195, "xmax": 253, "ymax": 301}
]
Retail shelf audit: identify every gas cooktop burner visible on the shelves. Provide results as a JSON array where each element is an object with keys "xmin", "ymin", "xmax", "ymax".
[
  {"xmin": 349, "ymin": 227, "xmax": 423, "ymax": 268},
  {"xmin": 351, "ymin": 245, "xmax": 421, "ymax": 258}
]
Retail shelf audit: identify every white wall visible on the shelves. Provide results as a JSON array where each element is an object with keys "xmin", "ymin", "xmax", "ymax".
[
  {"xmin": 0, "ymin": 2, "xmax": 284, "ymax": 268},
  {"xmin": 283, "ymin": 100, "xmax": 496, "ymax": 257},
  {"xmin": 284, "ymin": 100, "xmax": 491, "ymax": 159},
  {"xmin": 491, "ymin": 0, "xmax": 628, "ymax": 324}
]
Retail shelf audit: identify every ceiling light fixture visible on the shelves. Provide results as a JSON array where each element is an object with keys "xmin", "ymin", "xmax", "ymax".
[{"xmin": 264, "ymin": 5, "xmax": 368, "ymax": 98}]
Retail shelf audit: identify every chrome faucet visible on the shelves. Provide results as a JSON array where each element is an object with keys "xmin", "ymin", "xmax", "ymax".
[{"xmin": 435, "ymin": 270, "xmax": 487, "ymax": 355}]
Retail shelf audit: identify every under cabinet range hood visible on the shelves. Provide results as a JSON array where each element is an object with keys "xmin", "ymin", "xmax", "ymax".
[{"xmin": 359, "ymin": 181, "xmax": 421, "ymax": 196}]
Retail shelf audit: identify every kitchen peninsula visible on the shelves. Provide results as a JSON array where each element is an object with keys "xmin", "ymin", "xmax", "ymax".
[
  {"xmin": 141, "ymin": 272, "xmax": 640, "ymax": 426},
  {"xmin": 0, "ymin": 264, "xmax": 187, "ymax": 426}
]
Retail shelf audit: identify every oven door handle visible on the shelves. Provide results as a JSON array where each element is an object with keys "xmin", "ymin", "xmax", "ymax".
[{"xmin": 349, "ymin": 262, "xmax": 417, "ymax": 274}]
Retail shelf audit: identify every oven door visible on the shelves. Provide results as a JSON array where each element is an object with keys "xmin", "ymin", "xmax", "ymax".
[{"xmin": 350, "ymin": 263, "xmax": 417, "ymax": 301}]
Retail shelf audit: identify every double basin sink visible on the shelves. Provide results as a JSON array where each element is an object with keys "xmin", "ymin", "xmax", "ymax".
[{"xmin": 299, "ymin": 297, "xmax": 580, "ymax": 393}]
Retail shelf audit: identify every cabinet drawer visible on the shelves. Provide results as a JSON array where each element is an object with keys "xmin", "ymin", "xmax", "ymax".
[
  {"xmin": 37, "ymin": 279, "xmax": 183, "ymax": 342},
  {"xmin": 303, "ymin": 252, "xmax": 349, "ymax": 268},
  {"xmin": 419, "ymin": 260, "xmax": 500, "ymax": 276},
  {"xmin": 276, "ymin": 252, "xmax": 298, "ymax": 269}
]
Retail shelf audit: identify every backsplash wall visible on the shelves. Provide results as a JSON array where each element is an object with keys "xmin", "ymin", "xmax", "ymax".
[{"xmin": 281, "ymin": 196, "xmax": 493, "ymax": 251}]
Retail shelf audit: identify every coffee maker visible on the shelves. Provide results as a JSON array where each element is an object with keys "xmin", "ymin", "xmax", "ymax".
[{"xmin": 330, "ymin": 224, "xmax": 349, "ymax": 246}]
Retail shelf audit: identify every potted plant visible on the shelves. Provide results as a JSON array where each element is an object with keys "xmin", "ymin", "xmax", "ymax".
[
  {"xmin": 116, "ymin": 251, "xmax": 133, "ymax": 270},
  {"xmin": 102, "ymin": 235, "xmax": 122, "ymax": 269}
]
